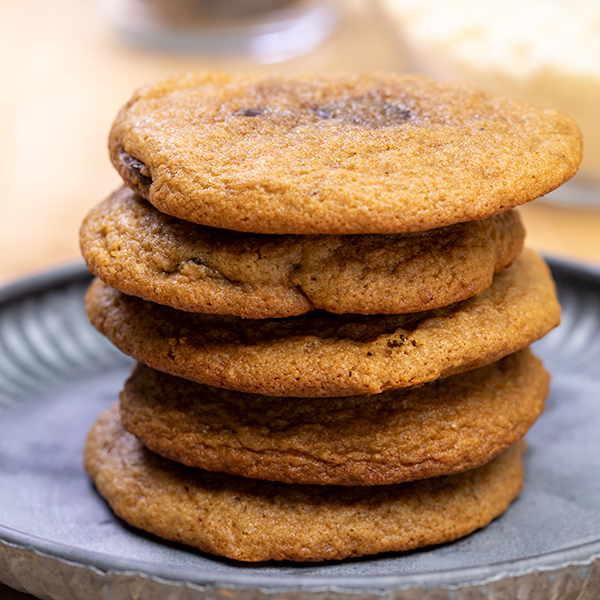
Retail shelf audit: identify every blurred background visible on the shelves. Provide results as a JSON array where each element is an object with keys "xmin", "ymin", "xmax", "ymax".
[
  {"xmin": 1, "ymin": 1, "xmax": 599, "ymax": 598},
  {"xmin": 1, "ymin": 0, "xmax": 600, "ymax": 289}
]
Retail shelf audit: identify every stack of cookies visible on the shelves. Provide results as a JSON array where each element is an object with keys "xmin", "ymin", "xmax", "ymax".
[{"xmin": 80, "ymin": 72, "xmax": 581, "ymax": 562}]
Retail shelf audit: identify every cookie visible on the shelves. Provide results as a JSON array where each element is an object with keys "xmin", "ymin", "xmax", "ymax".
[
  {"xmin": 86, "ymin": 248, "xmax": 560, "ymax": 397},
  {"xmin": 80, "ymin": 186, "xmax": 524, "ymax": 318},
  {"xmin": 379, "ymin": 0, "xmax": 600, "ymax": 177},
  {"xmin": 85, "ymin": 403, "xmax": 526, "ymax": 562},
  {"xmin": 109, "ymin": 72, "xmax": 581, "ymax": 235},
  {"xmin": 120, "ymin": 348, "xmax": 547, "ymax": 486}
]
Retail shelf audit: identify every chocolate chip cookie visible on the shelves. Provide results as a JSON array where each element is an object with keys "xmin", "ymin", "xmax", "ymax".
[
  {"xmin": 80, "ymin": 186, "xmax": 524, "ymax": 318},
  {"xmin": 120, "ymin": 348, "xmax": 547, "ymax": 486},
  {"xmin": 109, "ymin": 72, "xmax": 581, "ymax": 234},
  {"xmin": 86, "ymin": 249, "xmax": 559, "ymax": 397},
  {"xmin": 85, "ymin": 403, "xmax": 526, "ymax": 562}
]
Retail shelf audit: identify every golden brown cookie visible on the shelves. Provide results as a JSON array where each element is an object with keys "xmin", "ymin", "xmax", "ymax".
[
  {"xmin": 120, "ymin": 348, "xmax": 547, "ymax": 486},
  {"xmin": 85, "ymin": 403, "xmax": 526, "ymax": 562},
  {"xmin": 80, "ymin": 186, "xmax": 524, "ymax": 318},
  {"xmin": 109, "ymin": 72, "xmax": 581, "ymax": 235},
  {"xmin": 86, "ymin": 248, "xmax": 560, "ymax": 397}
]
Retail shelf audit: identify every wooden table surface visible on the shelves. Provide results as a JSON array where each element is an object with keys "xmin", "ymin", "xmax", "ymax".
[{"xmin": 1, "ymin": 1, "xmax": 600, "ymax": 598}]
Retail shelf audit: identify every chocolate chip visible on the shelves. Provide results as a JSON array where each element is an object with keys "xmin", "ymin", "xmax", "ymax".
[
  {"xmin": 228, "ymin": 98, "xmax": 412, "ymax": 129},
  {"xmin": 120, "ymin": 149, "xmax": 152, "ymax": 188},
  {"xmin": 313, "ymin": 98, "xmax": 411, "ymax": 128},
  {"xmin": 234, "ymin": 107, "xmax": 264, "ymax": 117},
  {"xmin": 187, "ymin": 258, "xmax": 208, "ymax": 267},
  {"xmin": 387, "ymin": 336, "xmax": 407, "ymax": 349},
  {"xmin": 311, "ymin": 107, "xmax": 332, "ymax": 120}
]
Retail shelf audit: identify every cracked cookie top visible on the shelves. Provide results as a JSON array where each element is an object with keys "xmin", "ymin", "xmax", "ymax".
[
  {"xmin": 109, "ymin": 72, "xmax": 582, "ymax": 234},
  {"xmin": 85, "ymin": 403, "xmax": 526, "ymax": 562},
  {"xmin": 80, "ymin": 186, "xmax": 524, "ymax": 318},
  {"xmin": 120, "ymin": 349, "xmax": 547, "ymax": 486},
  {"xmin": 85, "ymin": 249, "xmax": 560, "ymax": 397}
]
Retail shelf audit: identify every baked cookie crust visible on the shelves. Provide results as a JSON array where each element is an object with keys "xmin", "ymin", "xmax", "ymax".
[
  {"xmin": 120, "ymin": 349, "xmax": 547, "ymax": 486},
  {"xmin": 80, "ymin": 186, "xmax": 524, "ymax": 318},
  {"xmin": 85, "ymin": 403, "xmax": 526, "ymax": 562},
  {"xmin": 109, "ymin": 72, "xmax": 582, "ymax": 234},
  {"xmin": 86, "ymin": 248, "xmax": 560, "ymax": 397}
]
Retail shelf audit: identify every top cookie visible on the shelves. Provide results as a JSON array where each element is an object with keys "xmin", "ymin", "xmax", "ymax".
[{"xmin": 109, "ymin": 72, "xmax": 582, "ymax": 234}]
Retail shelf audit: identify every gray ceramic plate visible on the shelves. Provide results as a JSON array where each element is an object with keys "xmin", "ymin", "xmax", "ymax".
[{"xmin": 1, "ymin": 260, "xmax": 600, "ymax": 600}]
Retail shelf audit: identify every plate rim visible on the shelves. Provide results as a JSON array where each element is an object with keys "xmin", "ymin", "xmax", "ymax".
[
  {"xmin": 0, "ymin": 261, "xmax": 91, "ymax": 307},
  {"xmin": 1, "ymin": 256, "xmax": 600, "ymax": 594},
  {"xmin": 2, "ymin": 521, "xmax": 600, "ymax": 592}
]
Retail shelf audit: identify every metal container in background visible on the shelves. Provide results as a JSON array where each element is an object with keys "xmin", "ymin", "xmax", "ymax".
[{"xmin": 100, "ymin": 0, "xmax": 340, "ymax": 63}]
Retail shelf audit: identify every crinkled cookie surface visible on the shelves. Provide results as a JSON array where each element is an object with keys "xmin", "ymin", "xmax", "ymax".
[
  {"xmin": 109, "ymin": 72, "xmax": 582, "ymax": 234},
  {"xmin": 80, "ymin": 187, "xmax": 524, "ymax": 317}
]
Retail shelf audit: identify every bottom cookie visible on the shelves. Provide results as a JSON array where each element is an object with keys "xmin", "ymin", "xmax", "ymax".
[{"xmin": 85, "ymin": 404, "xmax": 526, "ymax": 562}]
